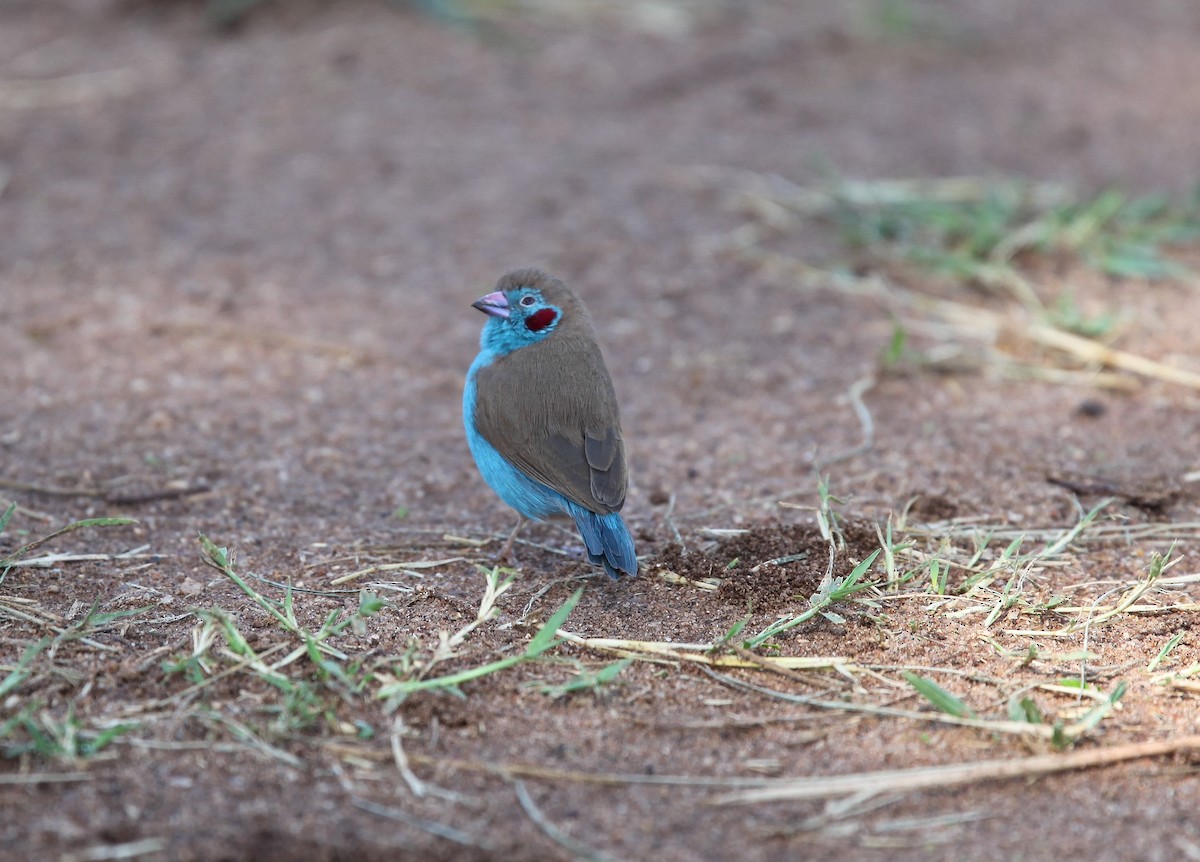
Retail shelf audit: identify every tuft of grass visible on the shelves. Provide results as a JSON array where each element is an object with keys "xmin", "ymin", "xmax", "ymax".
[
  {"xmin": 186, "ymin": 540, "xmax": 593, "ymax": 732},
  {"xmin": 703, "ymin": 170, "xmax": 1200, "ymax": 389},
  {"xmin": 647, "ymin": 471, "xmax": 1154, "ymax": 751},
  {"xmin": 534, "ymin": 657, "xmax": 633, "ymax": 700},
  {"xmin": 0, "ymin": 502, "xmax": 137, "ymax": 579},
  {"xmin": 377, "ymin": 585, "xmax": 583, "ymax": 708},
  {"xmin": 829, "ymin": 180, "xmax": 1200, "ymax": 289},
  {"xmin": 1147, "ymin": 632, "xmax": 1185, "ymax": 673},
  {"xmin": 742, "ymin": 549, "xmax": 881, "ymax": 649},
  {"xmin": 164, "ymin": 534, "xmax": 391, "ymax": 736},
  {"xmin": 198, "ymin": 534, "xmax": 385, "ymax": 655},
  {"xmin": 0, "ymin": 506, "xmax": 145, "ymax": 761},
  {"xmin": 1, "ymin": 610, "xmax": 149, "ymax": 759},
  {"xmin": 1, "ymin": 704, "xmax": 134, "ymax": 759}
]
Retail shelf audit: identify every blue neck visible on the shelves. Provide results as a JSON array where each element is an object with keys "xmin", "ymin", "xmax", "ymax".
[
  {"xmin": 479, "ymin": 316, "xmax": 527, "ymax": 356},
  {"xmin": 463, "ymin": 338, "xmax": 504, "ymax": 430}
]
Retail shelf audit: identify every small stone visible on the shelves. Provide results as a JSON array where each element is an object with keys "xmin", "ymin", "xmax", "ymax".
[{"xmin": 180, "ymin": 577, "xmax": 204, "ymax": 597}]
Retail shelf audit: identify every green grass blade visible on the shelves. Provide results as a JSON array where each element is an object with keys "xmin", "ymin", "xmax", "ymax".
[
  {"xmin": 0, "ymin": 516, "xmax": 138, "ymax": 568},
  {"xmin": 903, "ymin": 671, "xmax": 974, "ymax": 718},
  {"xmin": 833, "ymin": 549, "xmax": 883, "ymax": 599},
  {"xmin": 378, "ymin": 587, "xmax": 585, "ymax": 703},
  {"xmin": 1068, "ymin": 682, "xmax": 1127, "ymax": 740},
  {"xmin": 1147, "ymin": 632, "xmax": 1185, "ymax": 672},
  {"xmin": 380, "ymin": 653, "xmax": 530, "ymax": 698},
  {"xmin": 0, "ymin": 502, "xmax": 15, "ymax": 536},
  {"xmin": 0, "ymin": 637, "xmax": 51, "ymax": 697},
  {"xmin": 1006, "ymin": 696, "xmax": 1043, "ymax": 724},
  {"xmin": 80, "ymin": 723, "xmax": 137, "ymax": 756},
  {"xmin": 526, "ymin": 588, "xmax": 583, "ymax": 655}
]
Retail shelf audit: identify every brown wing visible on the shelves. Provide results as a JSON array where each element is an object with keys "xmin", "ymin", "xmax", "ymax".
[{"xmin": 473, "ymin": 329, "xmax": 627, "ymax": 515}]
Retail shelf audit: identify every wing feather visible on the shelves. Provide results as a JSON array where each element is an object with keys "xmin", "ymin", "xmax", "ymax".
[{"xmin": 474, "ymin": 328, "xmax": 627, "ymax": 515}]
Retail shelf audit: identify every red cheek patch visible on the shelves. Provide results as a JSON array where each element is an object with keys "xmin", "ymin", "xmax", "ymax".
[{"xmin": 525, "ymin": 308, "xmax": 558, "ymax": 332}]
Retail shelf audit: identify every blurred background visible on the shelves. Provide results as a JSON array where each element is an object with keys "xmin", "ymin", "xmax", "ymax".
[{"xmin": 4, "ymin": 0, "xmax": 1200, "ymax": 545}]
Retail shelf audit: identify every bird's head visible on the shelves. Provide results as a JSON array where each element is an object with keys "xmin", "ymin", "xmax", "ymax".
[{"xmin": 472, "ymin": 269, "xmax": 577, "ymax": 355}]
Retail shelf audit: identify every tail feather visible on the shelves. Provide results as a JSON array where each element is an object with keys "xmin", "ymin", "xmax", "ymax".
[{"xmin": 569, "ymin": 506, "xmax": 637, "ymax": 579}]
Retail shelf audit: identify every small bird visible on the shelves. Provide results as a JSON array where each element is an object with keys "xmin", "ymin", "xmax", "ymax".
[{"xmin": 463, "ymin": 268, "xmax": 637, "ymax": 579}]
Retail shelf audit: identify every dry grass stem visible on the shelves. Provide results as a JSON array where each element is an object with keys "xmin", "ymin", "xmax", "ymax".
[
  {"xmin": 0, "ymin": 771, "xmax": 91, "ymax": 785},
  {"xmin": 329, "ymin": 557, "xmax": 465, "ymax": 585},
  {"xmin": 556, "ymin": 629, "xmax": 854, "ymax": 672},
  {"xmin": 514, "ymin": 780, "xmax": 630, "ymax": 862},
  {"xmin": 713, "ymin": 736, "xmax": 1200, "ymax": 804},
  {"xmin": 0, "ymin": 68, "xmax": 139, "ymax": 109}
]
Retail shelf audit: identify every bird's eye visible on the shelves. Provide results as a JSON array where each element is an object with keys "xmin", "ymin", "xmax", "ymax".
[{"xmin": 520, "ymin": 295, "xmax": 537, "ymax": 307}]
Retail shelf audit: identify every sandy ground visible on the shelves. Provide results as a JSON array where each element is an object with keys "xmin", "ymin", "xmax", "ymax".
[{"xmin": 3, "ymin": 2, "xmax": 1200, "ymax": 860}]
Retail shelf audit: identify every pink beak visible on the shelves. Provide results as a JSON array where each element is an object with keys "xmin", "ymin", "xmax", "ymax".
[{"xmin": 471, "ymin": 291, "xmax": 509, "ymax": 319}]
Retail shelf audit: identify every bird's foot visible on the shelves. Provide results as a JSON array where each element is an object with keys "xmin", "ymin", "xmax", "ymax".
[{"xmin": 495, "ymin": 517, "xmax": 527, "ymax": 567}]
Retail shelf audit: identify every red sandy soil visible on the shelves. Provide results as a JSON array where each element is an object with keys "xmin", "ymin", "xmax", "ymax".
[{"xmin": 3, "ymin": 2, "xmax": 1200, "ymax": 860}]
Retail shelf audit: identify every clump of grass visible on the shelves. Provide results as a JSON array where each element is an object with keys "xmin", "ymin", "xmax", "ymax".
[
  {"xmin": 905, "ymin": 670, "xmax": 1127, "ymax": 749},
  {"xmin": 742, "ymin": 549, "xmax": 881, "ymax": 649},
  {"xmin": 182, "ymin": 537, "xmax": 589, "ymax": 737},
  {"xmin": 0, "ymin": 502, "xmax": 137, "ymax": 579},
  {"xmin": 532, "ymin": 657, "xmax": 632, "ymax": 700},
  {"xmin": 376, "ymin": 580, "xmax": 583, "ymax": 709},
  {"xmin": 2, "ymin": 608, "xmax": 149, "ymax": 759},
  {"xmin": 697, "ymin": 170, "xmax": 1200, "ymax": 389},
  {"xmin": 0, "ymin": 504, "xmax": 141, "ymax": 760},
  {"xmin": 595, "ymin": 479, "xmax": 1155, "ymax": 749},
  {"xmin": 162, "ymin": 535, "xmax": 389, "ymax": 737},
  {"xmin": 828, "ymin": 181, "xmax": 1200, "ymax": 290},
  {"xmin": 197, "ymin": 534, "xmax": 385, "ymax": 663},
  {"xmin": 1, "ymin": 704, "xmax": 134, "ymax": 759}
]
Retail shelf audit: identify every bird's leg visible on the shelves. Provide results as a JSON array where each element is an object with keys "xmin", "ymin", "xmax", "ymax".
[{"xmin": 497, "ymin": 516, "xmax": 527, "ymax": 565}]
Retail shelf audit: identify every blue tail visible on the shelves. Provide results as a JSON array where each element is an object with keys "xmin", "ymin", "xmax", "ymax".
[{"xmin": 568, "ymin": 505, "xmax": 637, "ymax": 579}]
